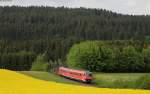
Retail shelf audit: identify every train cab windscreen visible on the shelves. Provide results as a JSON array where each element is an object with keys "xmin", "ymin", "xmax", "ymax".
[{"xmin": 86, "ymin": 71, "xmax": 92, "ymax": 77}]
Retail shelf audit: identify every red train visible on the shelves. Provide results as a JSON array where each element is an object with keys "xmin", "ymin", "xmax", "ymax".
[{"xmin": 58, "ymin": 67, "xmax": 93, "ymax": 83}]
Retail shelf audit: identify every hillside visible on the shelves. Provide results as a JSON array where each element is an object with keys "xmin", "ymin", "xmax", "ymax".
[
  {"xmin": 0, "ymin": 69, "xmax": 150, "ymax": 94},
  {"xmin": 0, "ymin": 7, "xmax": 150, "ymax": 71},
  {"xmin": 0, "ymin": 7, "xmax": 150, "ymax": 41}
]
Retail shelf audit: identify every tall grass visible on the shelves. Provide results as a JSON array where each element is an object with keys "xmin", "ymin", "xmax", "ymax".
[
  {"xmin": 93, "ymin": 74, "xmax": 150, "ymax": 89},
  {"xmin": 135, "ymin": 75, "xmax": 150, "ymax": 89}
]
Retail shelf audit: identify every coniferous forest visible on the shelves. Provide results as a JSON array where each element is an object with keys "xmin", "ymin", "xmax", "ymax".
[{"xmin": 0, "ymin": 6, "xmax": 150, "ymax": 71}]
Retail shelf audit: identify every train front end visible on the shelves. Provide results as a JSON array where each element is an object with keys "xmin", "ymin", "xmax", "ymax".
[{"xmin": 84, "ymin": 71, "xmax": 93, "ymax": 83}]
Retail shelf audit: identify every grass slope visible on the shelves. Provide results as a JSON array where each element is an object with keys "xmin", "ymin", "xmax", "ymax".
[
  {"xmin": 1, "ymin": 69, "xmax": 150, "ymax": 94},
  {"xmin": 19, "ymin": 71, "xmax": 79, "ymax": 85},
  {"xmin": 19, "ymin": 71, "xmax": 150, "ymax": 89}
]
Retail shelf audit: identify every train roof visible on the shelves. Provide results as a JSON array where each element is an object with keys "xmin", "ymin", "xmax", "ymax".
[{"xmin": 59, "ymin": 67, "xmax": 89, "ymax": 74}]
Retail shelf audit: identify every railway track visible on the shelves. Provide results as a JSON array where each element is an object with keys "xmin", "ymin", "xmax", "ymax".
[{"xmin": 62, "ymin": 76, "xmax": 95, "ymax": 87}]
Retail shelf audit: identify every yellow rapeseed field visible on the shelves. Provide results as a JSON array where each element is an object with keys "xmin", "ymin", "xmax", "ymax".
[{"xmin": 0, "ymin": 69, "xmax": 150, "ymax": 94}]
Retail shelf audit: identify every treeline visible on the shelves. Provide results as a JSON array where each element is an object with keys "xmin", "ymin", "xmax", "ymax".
[
  {"xmin": 67, "ymin": 41, "xmax": 150, "ymax": 72},
  {"xmin": 0, "ymin": 39, "xmax": 75, "ymax": 71},
  {"xmin": 0, "ymin": 6, "xmax": 150, "ymax": 71},
  {"xmin": 0, "ymin": 51, "xmax": 35, "ymax": 70},
  {"xmin": 0, "ymin": 6, "xmax": 150, "ymax": 41}
]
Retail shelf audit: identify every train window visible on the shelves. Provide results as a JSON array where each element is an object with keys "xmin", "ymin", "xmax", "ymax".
[
  {"xmin": 86, "ymin": 71, "xmax": 92, "ymax": 77},
  {"xmin": 70, "ymin": 72, "xmax": 81, "ymax": 76},
  {"xmin": 89, "ymin": 73, "xmax": 92, "ymax": 76}
]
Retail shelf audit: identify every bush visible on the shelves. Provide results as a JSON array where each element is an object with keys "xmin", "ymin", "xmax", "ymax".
[
  {"xmin": 67, "ymin": 41, "xmax": 148, "ymax": 72},
  {"xmin": 117, "ymin": 46, "xmax": 145, "ymax": 72},
  {"xmin": 47, "ymin": 59, "xmax": 66, "ymax": 72},
  {"xmin": 67, "ymin": 41, "xmax": 115, "ymax": 72},
  {"xmin": 142, "ymin": 47, "xmax": 150, "ymax": 72},
  {"xmin": 31, "ymin": 54, "xmax": 49, "ymax": 71}
]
